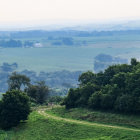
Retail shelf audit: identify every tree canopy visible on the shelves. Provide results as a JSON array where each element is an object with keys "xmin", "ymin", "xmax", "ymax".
[
  {"xmin": 8, "ymin": 72, "xmax": 30, "ymax": 90},
  {"xmin": 62, "ymin": 58, "xmax": 140, "ymax": 114},
  {"xmin": 0, "ymin": 90, "xmax": 30, "ymax": 129},
  {"xmin": 26, "ymin": 81, "xmax": 49, "ymax": 104}
]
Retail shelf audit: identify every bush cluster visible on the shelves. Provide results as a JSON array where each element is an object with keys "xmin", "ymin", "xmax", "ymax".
[{"xmin": 63, "ymin": 58, "xmax": 140, "ymax": 114}]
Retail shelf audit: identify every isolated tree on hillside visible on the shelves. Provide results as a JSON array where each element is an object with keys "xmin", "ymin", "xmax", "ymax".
[{"xmin": 0, "ymin": 90, "xmax": 30, "ymax": 129}]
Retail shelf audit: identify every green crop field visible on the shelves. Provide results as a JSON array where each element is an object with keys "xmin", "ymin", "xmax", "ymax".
[
  {"xmin": 0, "ymin": 108, "xmax": 140, "ymax": 140},
  {"xmin": 0, "ymin": 45, "xmax": 140, "ymax": 73},
  {"xmin": 1, "ymin": 33, "xmax": 140, "ymax": 73}
]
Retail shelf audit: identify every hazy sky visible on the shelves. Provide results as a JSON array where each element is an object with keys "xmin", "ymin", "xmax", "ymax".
[{"xmin": 0, "ymin": 0, "xmax": 140, "ymax": 26}]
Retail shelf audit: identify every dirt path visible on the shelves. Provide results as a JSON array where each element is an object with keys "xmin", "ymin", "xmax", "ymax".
[{"xmin": 38, "ymin": 109, "xmax": 140, "ymax": 132}]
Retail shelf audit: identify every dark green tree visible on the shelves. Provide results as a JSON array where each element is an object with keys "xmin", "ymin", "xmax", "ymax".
[
  {"xmin": 8, "ymin": 72, "xmax": 30, "ymax": 90},
  {"xmin": 26, "ymin": 81, "xmax": 49, "ymax": 104},
  {"xmin": 76, "ymin": 83, "xmax": 99, "ymax": 107},
  {"xmin": 111, "ymin": 72, "xmax": 126, "ymax": 89},
  {"xmin": 115, "ymin": 95, "xmax": 134, "ymax": 113},
  {"xmin": 62, "ymin": 88, "xmax": 80, "ymax": 109},
  {"xmin": 88, "ymin": 91, "xmax": 101, "ymax": 109},
  {"xmin": 100, "ymin": 94, "xmax": 114, "ymax": 110},
  {"xmin": 131, "ymin": 58, "xmax": 139, "ymax": 66},
  {"xmin": 0, "ymin": 90, "xmax": 30, "ymax": 129},
  {"xmin": 78, "ymin": 71, "xmax": 96, "ymax": 86}
]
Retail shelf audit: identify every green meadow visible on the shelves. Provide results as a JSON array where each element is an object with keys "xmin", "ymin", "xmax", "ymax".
[
  {"xmin": 46, "ymin": 106, "xmax": 140, "ymax": 129},
  {"xmin": 0, "ymin": 108, "xmax": 140, "ymax": 140}
]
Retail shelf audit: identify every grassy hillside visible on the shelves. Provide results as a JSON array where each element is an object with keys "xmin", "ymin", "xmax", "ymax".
[
  {"xmin": 0, "ymin": 108, "xmax": 140, "ymax": 140},
  {"xmin": 46, "ymin": 106, "xmax": 140, "ymax": 129}
]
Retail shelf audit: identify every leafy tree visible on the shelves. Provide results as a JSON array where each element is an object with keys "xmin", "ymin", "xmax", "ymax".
[
  {"xmin": 100, "ymin": 94, "xmax": 114, "ymax": 110},
  {"xmin": 88, "ymin": 91, "xmax": 101, "ymax": 109},
  {"xmin": 62, "ymin": 88, "xmax": 80, "ymax": 109},
  {"xmin": 111, "ymin": 72, "xmax": 126, "ymax": 89},
  {"xmin": 47, "ymin": 96, "xmax": 63, "ymax": 104},
  {"xmin": 125, "ymin": 70, "xmax": 140, "ymax": 95},
  {"xmin": 131, "ymin": 58, "xmax": 139, "ymax": 66},
  {"xmin": 78, "ymin": 71, "xmax": 96, "ymax": 86},
  {"xmin": 8, "ymin": 72, "xmax": 30, "ymax": 90},
  {"xmin": 95, "ymin": 72, "xmax": 104, "ymax": 85},
  {"xmin": 115, "ymin": 95, "xmax": 134, "ymax": 113},
  {"xmin": 103, "ymin": 64, "xmax": 131, "ymax": 85},
  {"xmin": 0, "ymin": 90, "xmax": 30, "ymax": 129},
  {"xmin": 76, "ymin": 83, "xmax": 99, "ymax": 107},
  {"xmin": 97, "ymin": 84, "xmax": 120, "ymax": 110},
  {"xmin": 26, "ymin": 81, "xmax": 49, "ymax": 104}
]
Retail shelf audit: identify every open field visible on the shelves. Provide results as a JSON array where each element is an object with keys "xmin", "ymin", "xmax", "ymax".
[
  {"xmin": 1, "ymin": 32, "xmax": 140, "ymax": 72},
  {"xmin": 0, "ymin": 108, "xmax": 140, "ymax": 140},
  {"xmin": 1, "ymin": 45, "xmax": 140, "ymax": 73}
]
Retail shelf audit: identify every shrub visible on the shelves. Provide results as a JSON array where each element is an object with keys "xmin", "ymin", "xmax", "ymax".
[{"xmin": 0, "ymin": 90, "xmax": 30, "ymax": 129}]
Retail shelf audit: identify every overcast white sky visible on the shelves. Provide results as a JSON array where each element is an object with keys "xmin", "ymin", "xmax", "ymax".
[{"xmin": 0, "ymin": 0, "xmax": 140, "ymax": 26}]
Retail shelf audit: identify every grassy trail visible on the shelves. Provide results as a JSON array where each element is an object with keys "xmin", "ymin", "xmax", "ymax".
[{"xmin": 38, "ymin": 109, "xmax": 140, "ymax": 132}]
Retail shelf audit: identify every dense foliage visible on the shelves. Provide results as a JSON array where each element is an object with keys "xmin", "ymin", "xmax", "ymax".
[
  {"xmin": 7, "ymin": 72, "xmax": 50, "ymax": 104},
  {"xmin": 63, "ymin": 58, "xmax": 140, "ymax": 114},
  {"xmin": 26, "ymin": 81, "xmax": 49, "ymax": 104},
  {"xmin": 47, "ymin": 96, "xmax": 64, "ymax": 104},
  {"xmin": 0, "ymin": 90, "xmax": 30, "ymax": 129}
]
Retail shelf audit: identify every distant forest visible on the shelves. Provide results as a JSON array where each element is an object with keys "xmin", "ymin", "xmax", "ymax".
[
  {"xmin": 0, "ymin": 62, "xmax": 81, "ymax": 95},
  {"xmin": 1, "ymin": 30, "xmax": 140, "ymax": 38},
  {"xmin": 94, "ymin": 54, "xmax": 128, "ymax": 73},
  {"xmin": 1, "ymin": 30, "xmax": 140, "ymax": 48}
]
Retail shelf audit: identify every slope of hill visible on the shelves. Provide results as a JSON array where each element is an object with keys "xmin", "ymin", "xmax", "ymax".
[
  {"xmin": 46, "ymin": 106, "xmax": 140, "ymax": 129},
  {"xmin": 0, "ymin": 107, "xmax": 140, "ymax": 140}
]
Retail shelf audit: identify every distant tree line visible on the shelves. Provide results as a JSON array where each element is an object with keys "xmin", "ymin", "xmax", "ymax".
[
  {"xmin": 3, "ymin": 30, "xmax": 140, "ymax": 39},
  {"xmin": 94, "ymin": 54, "xmax": 128, "ymax": 73},
  {"xmin": 51, "ymin": 37, "xmax": 74, "ymax": 46},
  {"xmin": 0, "ymin": 39, "xmax": 34, "ymax": 48},
  {"xmin": 0, "ymin": 62, "xmax": 81, "ymax": 94},
  {"xmin": 62, "ymin": 58, "xmax": 140, "ymax": 114}
]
